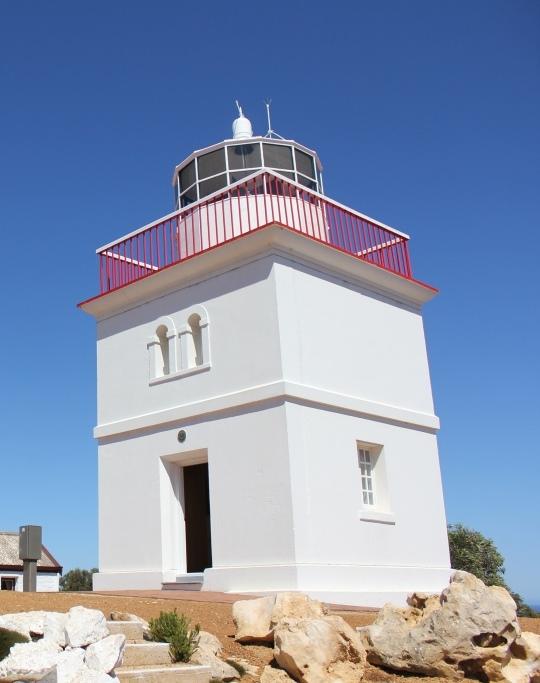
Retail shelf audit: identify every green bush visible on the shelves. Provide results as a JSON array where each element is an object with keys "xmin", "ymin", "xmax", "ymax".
[
  {"xmin": 448, "ymin": 524, "xmax": 538, "ymax": 617},
  {"xmin": 0, "ymin": 627, "xmax": 29, "ymax": 662},
  {"xmin": 59, "ymin": 568, "xmax": 98, "ymax": 592},
  {"xmin": 148, "ymin": 609, "xmax": 200, "ymax": 663}
]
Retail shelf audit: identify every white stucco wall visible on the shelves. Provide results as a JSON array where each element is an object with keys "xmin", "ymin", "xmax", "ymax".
[
  {"xmin": 95, "ymin": 397, "xmax": 450, "ymax": 603},
  {"xmin": 96, "ymin": 256, "xmax": 283, "ymax": 426},
  {"xmin": 95, "ymin": 402, "xmax": 296, "ymax": 590},
  {"xmin": 280, "ymin": 401, "xmax": 450, "ymax": 603},
  {"xmin": 89, "ymin": 234, "xmax": 450, "ymax": 604},
  {"xmin": 0, "ymin": 572, "xmax": 60, "ymax": 592},
  {"xmin": 273, "ymin": 258, "xmax": 435, "ymax": 415}
]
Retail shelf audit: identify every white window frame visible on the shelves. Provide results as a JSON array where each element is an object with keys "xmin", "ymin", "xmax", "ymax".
[
  {"xmin": 356, "ymin": 441, "xmax": 395, "ymax": 525},
  {"xmin": 358, "ymin": 447, "xmax": 375, "ymax": 506}
]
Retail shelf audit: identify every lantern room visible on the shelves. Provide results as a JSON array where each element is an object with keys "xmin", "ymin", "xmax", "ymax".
[{"xmin": 173, "ymin": 122, "xmax": 324, "ymax": 209}]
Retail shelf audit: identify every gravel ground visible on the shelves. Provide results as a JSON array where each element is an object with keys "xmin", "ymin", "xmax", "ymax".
[{"xmin": 0, "ymin": 592, "xmax": 538, "ymax": 682}]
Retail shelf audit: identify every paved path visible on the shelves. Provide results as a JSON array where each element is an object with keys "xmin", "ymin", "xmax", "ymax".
[
  {"xmin": 93, "ymin": 590, "xmax": 378, "ymax": 612},
  {"xmin": 94, "ymin": 590, "xmax": 251, "ymax": 604}
]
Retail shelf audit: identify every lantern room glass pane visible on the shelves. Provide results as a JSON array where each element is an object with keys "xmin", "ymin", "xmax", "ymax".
[
  {"xmin": 228, "ymin": 144, "xmax": 262, "ymax": 170},
  {"xmin": 180, "ymin": 184, "xmax": 198, "ymax": 207},
  {"xmin": 295, "ymin": 149, "xmax": 315, "ymax": 179},
  {"xmin": 199, "ymin": 173, "xmax": 227, "ymax": 198},
  {"xmin": 197, "ymin": 148, "xmax": 226, "ymax": 179},
  {"xmin": 179, "ymin": 161, "xmax": 196, "ymax": 192},
  {"xmin": 263, "ymin": 143, "xmax": 293, "ymax": 170},
  {"xmin": 230, "ymin": 169, "xmax": 256, "ymax": 184},
  {"xmin": 297, "ymin": 174, "xmax": 317, "ymax": 190},
  {"xmin": 272, "ymin": 170, "xmax": 295, "ymax": 181}
]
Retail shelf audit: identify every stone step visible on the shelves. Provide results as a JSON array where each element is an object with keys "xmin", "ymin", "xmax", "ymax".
[
  {"xmin": 107, "ymin": 620, "xmax": 145, "ymax": 640},
  {"xmin": 116, "ymin": 663, "xmax": 211, "ymax": 682},
  {"xmin": 122, "ymin": 642, "xmax": 172, "ymax": 667},
  {"xmin": 162, "ymin": 573, "xmax": 204, "ymax": 591},
  {"xmin": 162, "ymin": 582, "xmax": 203, "ymax": 591}
]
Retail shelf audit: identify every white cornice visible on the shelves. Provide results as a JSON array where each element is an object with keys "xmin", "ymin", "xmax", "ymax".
[
  {"xmin": 79, "ymin": 226, "xmax": 436, "ymax": 321},
  {"xmin": 94, "ymin": 379, "xmax": 440, "ymax": 441}
]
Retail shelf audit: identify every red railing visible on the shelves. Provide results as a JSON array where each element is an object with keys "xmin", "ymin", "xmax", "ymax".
[{"xmin": 97, "ymin": 171, "xmax": 412, "ymax": 294}]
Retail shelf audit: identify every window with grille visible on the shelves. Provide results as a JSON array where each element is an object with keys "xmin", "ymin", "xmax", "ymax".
[{"xmin": 358, "ymin": 447, "xmax": 374, "ymax": 506}]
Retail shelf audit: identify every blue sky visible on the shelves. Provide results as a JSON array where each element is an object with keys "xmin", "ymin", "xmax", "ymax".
[{"xmin": 0, "ymin": 1, "xmax": 538, "ymax": 601}]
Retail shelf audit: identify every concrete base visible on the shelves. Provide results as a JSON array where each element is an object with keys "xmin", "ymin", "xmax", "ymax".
[
  {"xmin": 93, "ymin": 564, "xmax": 451, "ymax": 608},
  {"xmin": 202, "ymin": 564, "xmax": 452, "ymax": 607}
]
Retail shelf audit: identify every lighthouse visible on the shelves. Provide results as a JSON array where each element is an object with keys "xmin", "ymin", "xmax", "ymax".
[{"xmin": 79, "ymin": 107, "xmax": 451, "ymax": 606}]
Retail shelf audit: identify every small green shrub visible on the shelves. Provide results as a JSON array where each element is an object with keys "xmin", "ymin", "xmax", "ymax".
[
  {"xmin": 0, "ymin": 627, "xmax": 29, "ymax": 661},
  {"xmin": 148, "ymin": 609, "xmax": 200, "ymax": 663}
]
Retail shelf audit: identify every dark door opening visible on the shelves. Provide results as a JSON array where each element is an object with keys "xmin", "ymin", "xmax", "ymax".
[{"xmin": 183, "ymin": 463, "xmax": 212, "ymax": 573}]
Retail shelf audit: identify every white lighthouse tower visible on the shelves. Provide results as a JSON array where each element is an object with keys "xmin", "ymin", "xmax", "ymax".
[{"xmin": 80, "ymin": 107, "xmax": 451, "ymax": 606}]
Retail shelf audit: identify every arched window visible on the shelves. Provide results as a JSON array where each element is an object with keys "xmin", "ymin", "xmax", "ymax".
[
  {"xmin": 188, "ymin": 313, "xmax": 203, "ymax": 367},
  {"xmin": 148, "ymin": 316, "xmax": 177, "ymax": 382},
  {"xmin": 179, "ymin": 306, "xmax": 210, "ymax": 372},
  {"xmin": 156, "ymin": 324, "xmax": 171, "ymax": 376}
]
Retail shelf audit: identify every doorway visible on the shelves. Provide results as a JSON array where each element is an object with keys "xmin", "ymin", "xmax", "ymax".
[{"xmin": 183, "ymin": 463, "xmax": 212, "ymax": 573}]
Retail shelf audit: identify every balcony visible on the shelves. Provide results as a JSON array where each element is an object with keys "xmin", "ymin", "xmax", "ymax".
[{"xmin": 94, "ymin": 170, "xmax": 413, "ymax": 296}]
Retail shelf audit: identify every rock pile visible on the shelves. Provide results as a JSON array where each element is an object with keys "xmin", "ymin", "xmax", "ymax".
[
  {"xmin": 360, "ymin": 571, "xmax": 539, "ymax": 683},
  {"xmin": 0, "ymin": 606, "xmax": 124, "ymax": 682},
  {"xmin": 233, "ymin": 592, "xmax": 366, "ymax": 683},
  {"xmin": 189, "ymin": 629, "xmax": 241, "ymax": 681},
  {"xmin": 1, "ymin": 574, "xmax": 538, "ymax": 683}
]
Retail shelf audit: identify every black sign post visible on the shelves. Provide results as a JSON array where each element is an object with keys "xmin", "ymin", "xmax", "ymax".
[{"xmin": 19, "ymin": 525, "xmax": 42, "ymax": 592}]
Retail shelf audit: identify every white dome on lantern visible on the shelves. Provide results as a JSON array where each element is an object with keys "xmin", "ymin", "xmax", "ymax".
[{"xmin": 232, "ymin": 101, "xmax": 253, "ymax": 139}]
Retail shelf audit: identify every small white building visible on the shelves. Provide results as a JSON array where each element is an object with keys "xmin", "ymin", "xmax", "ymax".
[
  {"xmin": 80, "ymin": 110, "xmax": 451, "ymax": 606},
  {"xmin": 0, "ymin": 532, "xmax": 62, "ymax": 592}
]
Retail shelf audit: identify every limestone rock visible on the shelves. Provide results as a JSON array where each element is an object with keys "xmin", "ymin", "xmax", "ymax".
[
  {"xmin": 261, "ymin": 665, "xmax": 295, "ymax": 682},
  {"xmin": 271, "ymin": 593, "xmax": 328, "ymax": 628},
  {"xmin": 233, "ymin": 596, "xmax": 275, "ymax": 643},
  {"xmin": 110, "ymin": 611, "xmax": 150, "ymax": 639},
  {"xmin": 485, "ymin": 632, "xmax": 540, "ymax": 683},
  {"xmin": 0, "ymin": 639, "xmax": 61, "ymax": 682},
  {"xmin": 363, "ymin": 571, "xmax": 520, "ymax": 679},
  {"xmin": 65, "ymin": 606, "xmax": 109, "ymax": 648},
  {"xmin": 190, "ymin": 630, "xmax": 240, "ymax": 681},
  {"xmin": 85, "ymin": 633, "xmax": 126, "ymax": 673},
  {"xmin": 43, "ymin": 611, "xmax": 68, "ymax": 647},
  {"xmin": 196, "ymin": 630, "xmax": 223, "ymax": 656},
  {"xmin": 232, "ymin": 592, "xmax": 329, "ymax": 644},
  {"xmin": 40, "ymin": 648, "xmax": 86, "ymax": 682},
  {"xmin": 65, "ymin": 668, "xmax": 117, "ymax": 682},
  {"xmin": 227, "ymin": 656, "xmax": 259, "ymax": 677},
  {"xmin": 274, "ymin": 615, "xmax": 366, "ymax": 683},
  {"xmin": 0, "ymin": 611, "xmax": 47, "ymax": 639},
  {"xmin": 80, "ymin": 671, "xmax": 118, "ymax": 682}
]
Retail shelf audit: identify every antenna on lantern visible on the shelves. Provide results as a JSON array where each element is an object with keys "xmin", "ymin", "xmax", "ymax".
[
  {"xmin": 232, "ymin": 101, "xmax": 253, "ymax": 140},
  {"xmin": 264, "ymin": 99, "xmax": 285, "ymax": 140}
]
